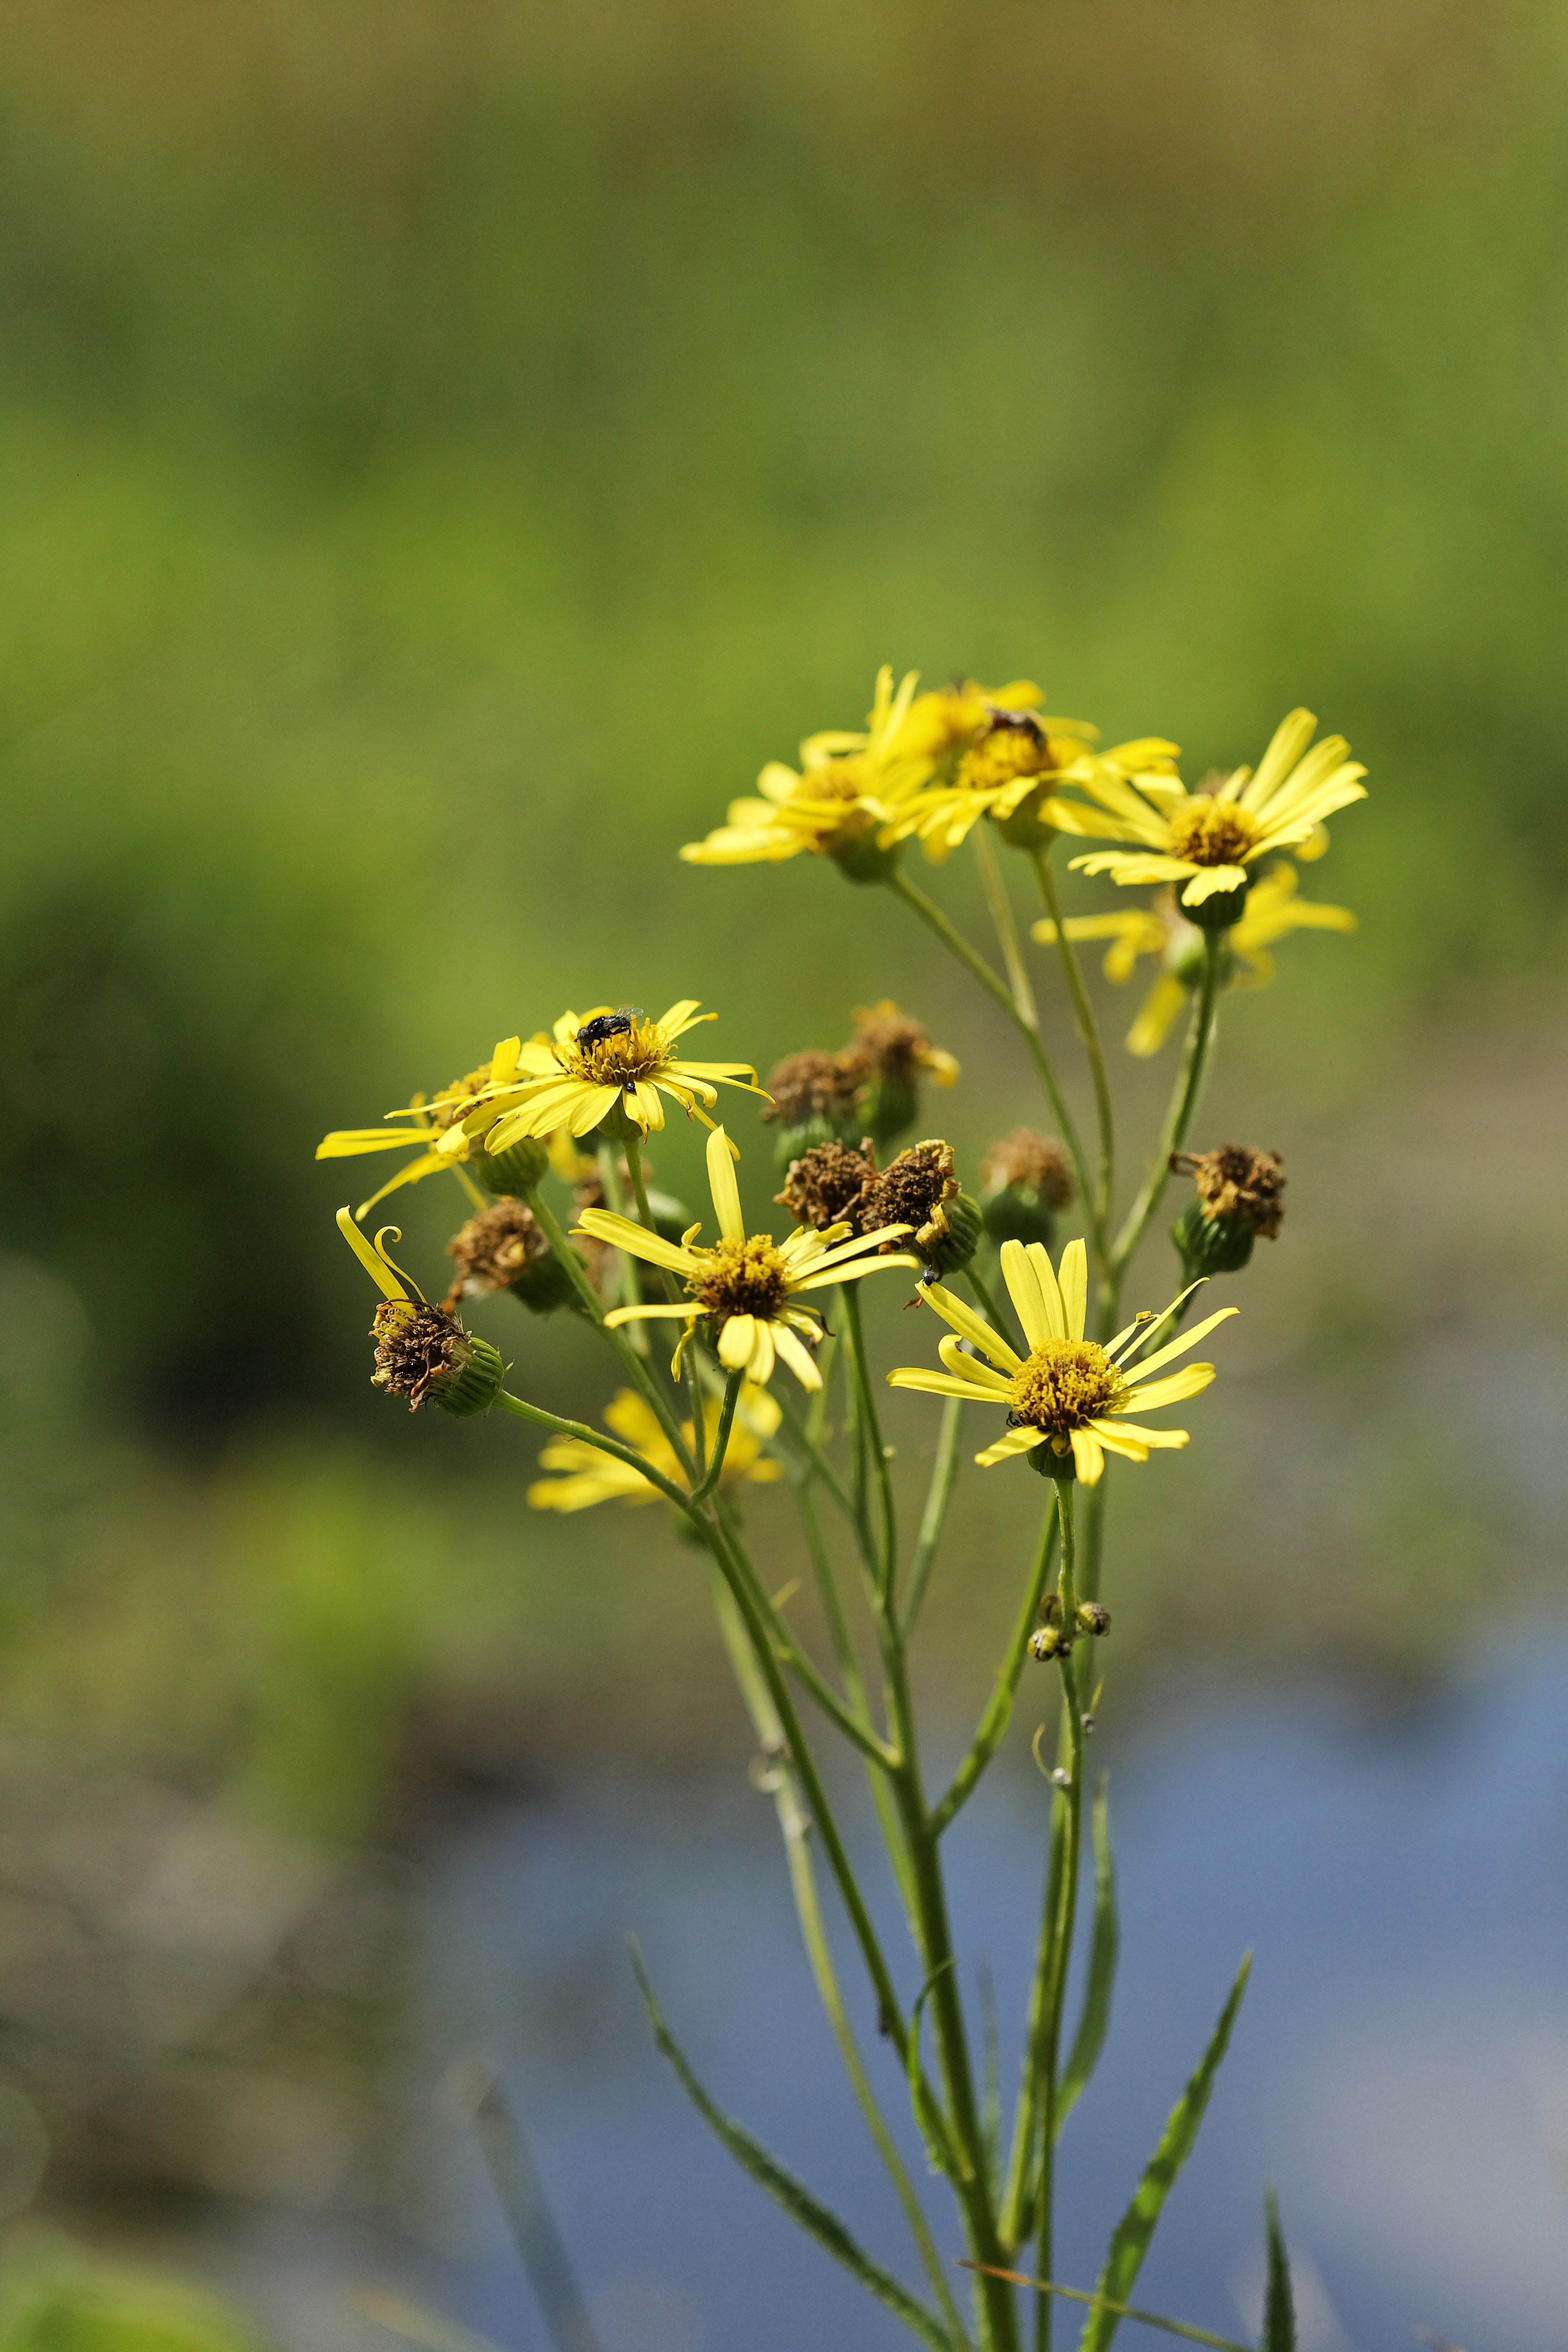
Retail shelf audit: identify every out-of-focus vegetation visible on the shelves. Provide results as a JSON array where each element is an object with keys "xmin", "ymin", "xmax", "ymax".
[{"xmin": 0, "ymin": 0, "xmax": 1565, "ymax": 2008}]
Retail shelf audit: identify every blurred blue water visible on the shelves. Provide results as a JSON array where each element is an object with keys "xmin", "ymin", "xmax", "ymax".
[{"xmin": 412, "ymin": 1642, "xmax": 1568, "ymax": 2352}]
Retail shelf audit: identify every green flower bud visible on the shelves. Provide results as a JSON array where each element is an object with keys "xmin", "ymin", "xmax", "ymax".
[
  {"xmin": 991, "ymin": 793, "xmax": 1057, "ymax": 852},
  {"xmin": 761, "ymin": 1053, "xmax": 864, "ymax": 1171},
  {"xmin": 1028, "ymin": 1436, "xmax": 1077, "ymax": 1481},
  {"xmin": 1028, "ymin": 1624, "xmax": 1069, "ymax": 1661},
  {"xmin": 830, "ymin": 830, "xmax": 901, "ymax": 886},
  {"xmin": 1182, "ymin": 879, "xmax": 1250, "ymax": 932},
  {"xmin": 1075, "ymin": 1601, "xmax": 1111, "ymax": 1638},
  {"xmin": 477, "ymin": 1134, "xmax": 551, "ymax": 1195}
]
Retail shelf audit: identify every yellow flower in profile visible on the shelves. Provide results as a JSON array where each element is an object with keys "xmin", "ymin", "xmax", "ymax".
[
  {"xmin": 316, "ymin": 1039, "xmax": 586, "ymax": 1216},
  {"xmin": 888, "ymin": 677, "xmax": 1043, "ymax": 763},
  {"xmin": 1034, "ymin": 863, "xmax": 1357, "ymax": 1056},
  {"xmin": 679, "ymin": 667, "xmax": 935, "ymax": 870},
  {"xmin": 527, "ymin": 1385, "xmax": 785, "ymax": 1513},
  {"xmin": 887, "ymin": 1237, "xmax": 1234, "ymax": 1485},
  {"xmin": 448, "ymin": 1002, "xmax": 765, "ymax": 1150},
  {"xmin": 887, "ymin": 707, "xmax": 1181, "ymax": 863},
  {"xmin": 577, "ymin": 1126, "xmax": 920, "ymax": 1389},
  {"xmin": 1056, "ymin": 709, "xmax": 1367, "ymax": 913}
]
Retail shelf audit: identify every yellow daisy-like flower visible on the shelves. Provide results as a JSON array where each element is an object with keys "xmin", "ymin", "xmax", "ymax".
[
  {"xmin": 887, "ymin": 1237, "xmax": 1235, "ymax": 1485},
  {"xmin": 678, "ymin": 666, "xmax": 936, "ymax": 870},
  {"xmin": 576, "ymin": 1125, "xmax": 920, "ymax": 1389},
  {"xmin": 1034, "ymin": 863, "xmax": 1357, "ymax": 1056},
  {"xmin": 888, "ymin": 707, "xmax": 1181, "ymax": 864},
  {"xmin": 887, "ymin": 677, "xmax": 1044, "ymax": 762},
  {"xmin": 1056, "ymin": 708, "xmax": 1367, "ymax": 914},
  {"xmin": 443, "ymin": 1001, "xmax": 765, "ymax": 1150},
  {"xmin": 316, "ymin": 1039, "xmax": 585, "ymax": 1216},
  {"xmin": 526, "ymin": 1384, "xmax": 785, "ymax": 1513}
]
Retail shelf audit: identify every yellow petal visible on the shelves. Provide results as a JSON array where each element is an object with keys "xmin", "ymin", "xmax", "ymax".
[
  {"xmin": 999, "ymin": 1240, "xmax": 1049, "ymax": 1350},
  {"xmin": 1121, "ymin": 1307, "xmax": 1237, "ymax": 1382},
  {"xmin": 335, "ymin": 1206, "xmax": 411, "ymax": 1303},
  {"xmin": 975, "ymin": 1425, "xmax": 1049, "ymax": 1468},
  {"xmin": 939, "ymin": 1335, "xmax": 1012, "ymax": 1391},
  {"xmin": 887, "ymin": 1368, "xmax": 1000, "ymax": 1402},
  {"xmin": 1056, "ymin": 1238, "xmax": 1088, "ymax": 1341},
  {"xmin": 718, "ymin": 1313, "xmax": 755, "ymax": 1369},
  {"xmin": 1126, "ymin": 974, "xmax": 1189, "ymax": 1058},
  {"xmin": 1069, "ymin": 1428, "xmax": 1105, "ymax": 1484},
  {"xmin": 917, "ymin": 1280, "xmax": 1021, "ymax": 1370},
  {"xmin": 706, "ymin": 1124, "xmax": 746, "ymax": 1245},
  {"xmin": 1026, "ymin": 1243, "xmax": 1067, "ymax": 1341},
  {"xmin": 1114, "ymin": 1364, "xmax": 1215, "ymax": 1412},
  {"xmin": 773, "ymin": 1325, "xmax": 822, "ymax": 1390}
]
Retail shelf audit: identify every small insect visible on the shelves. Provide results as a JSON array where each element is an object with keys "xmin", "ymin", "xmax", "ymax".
[{"xmin": 575, "ymin": 1006, "xmax": 646, "ymax": 1049}]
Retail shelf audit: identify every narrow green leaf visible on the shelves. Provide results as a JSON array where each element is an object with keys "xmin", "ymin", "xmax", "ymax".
[
  {"xmin": 907, "ymin": 1956, "xmax": 969, "ymax": 2186},
  {"xmin": 960, "ymin": 2263, "xmax": 1252, "ymax": 2352},
  {"xmin": 1261, "ymin": 2187, "xmax": 1296, "ymax": 2352},
  {"xmin": 1080, "ymin": 1951, "xmax": 1252, "ymax": 2352},
  {"xmin": 628, "ymin": 1942, "xmax": 953, "ymax": 2352},
  {"xmin": 1056, "ymin": 1773, "xmax": 1119, "ymax": 2140}
]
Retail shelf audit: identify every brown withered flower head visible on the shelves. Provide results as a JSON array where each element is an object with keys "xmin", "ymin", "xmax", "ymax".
[
  {"xmin": 761, "ymin": 1051, "xmax": 864, "ymax": 1130},
  {"xmin": 443, "ymin": 1198, "xmax": 551, "ymax": 1309},
  {"xmin": 372, "ymin": 1300, "xmax": 472, "ymax": 1412},
  {"xmin": 980, "ymin": 1128, "xmax": 1075, "ymax": 1212},
  {"xmin": 776, "ymin": 1139, "xmax": 876, "ymax": 1234},
  {"xmin": 1173, "ymin": 1143, "xmax": 1286, "ymax": 1238},
  {"xmin": 858, "ymin": 1139, "xmax": 961, "ymax": 1256},
  {"xmin": 841, "ymin": 1002, "xmax": 958, "ymax": 1093}
]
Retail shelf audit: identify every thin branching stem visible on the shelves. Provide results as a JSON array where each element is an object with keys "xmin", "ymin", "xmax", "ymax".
[{"xmin": 1031, "ymin": 848, "xmax": 1114, "ymax": 1266}]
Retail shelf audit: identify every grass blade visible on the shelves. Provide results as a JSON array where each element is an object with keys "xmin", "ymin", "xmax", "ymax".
[
  {"xmin": 1261, "ymin": 2188, "xmax": 1296, "ymax": 2352},
  {"xmin": 629, "ymin": 1941, "xmax": 953, "ymax": 2352},
  {"xmin": 1056, "ymin": 1773, "xmax": 1119, "ymax": 2140},
  {"xmin": 1080, "ymin": 1952, "xmax": 1252, "ymax": 2352},
  {"xmin": 960, "ymin": 2263, "xmax": 1251, "ymax": 2352}
]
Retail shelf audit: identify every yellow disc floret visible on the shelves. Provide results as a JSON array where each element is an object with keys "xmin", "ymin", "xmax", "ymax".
[
  {"xmin": 694, "ymin": 1235, "xmax": 793, "ymax": 1328},
  {"xmin": 1164, "ymin": 799, "xmax": 1258, "ymax": 869},
  {"xmin": 1009, "ymin": 1337, "xmax": 1124, "ymax": 1433}
]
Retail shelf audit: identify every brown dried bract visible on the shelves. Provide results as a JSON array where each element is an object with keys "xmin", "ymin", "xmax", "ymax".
[
  {"xmin": 761, "ymin": 1050, "xmax": 862, "ymax": 1128},
  {"xmin": 843, "ymin": 1006, "xmax": 935, "ymax": 1086},
  {"xmin": 444, "ymin": 1198, "xmax": 549, "ymax": 1308},
  {"xmin": 858, "ymin": 1139, "xmax": 958, "ymax": 1254},
  {"xmin": 981, "ymin": 1128, "xmax": 1075, "ymax": 1209},
  {"xmin": 1172, "ymin": 1143, "xmax": 1286, "ymax": 1238},
  {"xmin": 372, "ymin": 1301, "xmax": 465, "ymax": 1411},
  {"xmin": 776, "ymin": 1140, "xmax": 876, "ymax": 1234}
]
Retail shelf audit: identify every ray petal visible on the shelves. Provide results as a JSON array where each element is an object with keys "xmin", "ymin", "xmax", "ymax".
[
  {"xmin": 1069, "ymin": 1427, "xmax": 1105, "ymax": 1484},
  {"xmin": 939, "ymin": 1335, "xmax": 1013, "ymax": 1391},
  {"xmin": 576, "ymin": 1208, "xmax": 696, "ymax": 1276},
  {"xmin": 1112, "ymin": 1363, "xmax": 1215, "ymax": 1412},
  {"xmin": 1121, "ymin": 1307, "xmax": 1237, "ymax": 1383},
  {"xmin": 705, "ymin": 1124, "xmax": 746, "ymax": 1244},
  {"xmin": 1056, "ymin": 1238, "xmax": 1088, "ymax": 1341},
  {"xmin": 975, "ymin": 1425, "xmax": 1049, "ymax": 1467},
  {"xmin": 718, "ymin": 1313, "xmax": 757, "ymax": 1369},
  {"xmin": 1026, "ymin": 1243, "xmax": 1067, "ymax": 1341},
  {"xmin": 921, "ymin": 1279, "xmax": 1022, "ymax": 1369},
  {"xmin": 887, "ymin": 1369, "xmax": 1000, "ymax": 1402}
]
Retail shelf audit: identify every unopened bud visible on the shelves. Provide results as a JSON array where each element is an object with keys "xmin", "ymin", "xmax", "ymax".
[
  {"xmin": 1075, "ymin": 1601, "xmax": 1111, "ymax": 1638},
  {"xmin": 1029, "ymin": 1625, "xmax": 1069, "ymax": 1662},
  {"xmin": 477, "ymin": 1133, "xmax": 551, "ymax": 1195}
]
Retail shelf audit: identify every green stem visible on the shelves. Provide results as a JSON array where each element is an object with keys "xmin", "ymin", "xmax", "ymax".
[
  {"xmin": 1031, "ymin": 849, "xmax": 1114, "ymax": 1264},
  {"xmin": 900, "ymin": 1394, "xmax": 964, "ymax": 1637},
  {"xmin": 687, "ymin": 1368, "xmax": 741, "ymax": 1504},
  {"xmin": 705, "ymin": 1569, "xmax": 972, "ymax": 2349},
  {"xmin": 524, "ymin": 1186, "xmax": 697, "ymax": 1479},
  {"xmin": 772, "ymin": 1382, "xmax": 880, "ymax": 1584},
  {"xmin": 930, "ymin": 1500, "xmax": 1059, "ymax": 1835},
  {"xmin": 597, "ymin": 1142, "xmax": 646, "ymax": 1342},
  {"xmin": 625, "ymin": 1130, "xmax": 711, "ymax": 1472},
  {"xmin": 699, "ymin": 1498, "xmax": 913, "ymax": 2059},
  {"xmin": 972, "ymin": 823, "xmax": 1038, "ymax": 1027},
  {"xmin": 494, "ymin": 1391, "xmax": 691, "ymax": 1511},
  {"xmin": 842, "ymin": 1283, "xmax": 898, "ymax": 1609},
  {"xmin": 1111, "ymin": 930, "xmax": 1223, "ymax": 1279},
  {"xmin": 887, "ymin": 869, "xmax": 1094, "ymax": 1223}
]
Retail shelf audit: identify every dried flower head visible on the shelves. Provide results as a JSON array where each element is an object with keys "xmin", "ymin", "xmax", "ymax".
[
  {"xmin": 762, "ymin": 1051, "xmax": 864, "ymax": 1130},
  {"xmin": 858, "ymin": 1139, "xmax": 960, "ymax": 1255},
  {"xmin": 776, "ymin": 1140, "xmax": 876, "ymax": 1234},
  {"xmin": 444, "ymin": 1198, "xmax": 551, "ymax": 1305},
  {"xmin": 1173, "ymin": 1144, "xmax": 1286, "ymax": 1239},
  {"xmin": 981, "ymin": 1129, "xmax": 1075, "ymax": 1212},
  {"xmin": 843, "ymin": 1002, "xmax": 959, "ymax": 1092}
]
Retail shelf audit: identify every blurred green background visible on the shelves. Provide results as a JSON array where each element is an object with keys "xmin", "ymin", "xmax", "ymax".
[{"xmin": 0, "ymin": 0, "xmax": 1565, "ymax": 2301}]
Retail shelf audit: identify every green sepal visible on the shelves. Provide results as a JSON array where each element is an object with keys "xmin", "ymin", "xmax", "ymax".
[
  {"xmin": 829, "ymin": 830, "xmax": 901, "ymax": 886},
  {"xmin": 771, "ymin": 1112, "xmax": 863, "ymax": 1172},
  {"xmin": 982, "ymin": 1182, "xmax": 1058, "ymax": 1251},
  {"xmin": 1172, "ymin": 1196, "xmax": 1255, "ymax": 1280},
  {"xmin": 434, "ymin": 1333, "xmax": 506, "ymax": 1418},
  {"xmin": 627, "ymin": 1941, "xmax": 951, "ymax": 2352},
  {"xmin": 1056, "ymin": 1772, "xmax": 1120, "ymax": 2139},
  {"xmin": 991, "ymin": 795, "xmax": 1057, "ymax": 851},
  {"xmin": 1080, "ymin": 1950, "xmax": 1252, "ymax": 2352},
  {"xmin": 920, "ymin": 1192, "xmax": 983, "ymax": 1278},
  {"xmin": 1182, "ymin": 880, "xmax": 1250, "ymax": 932},
  {"xmin": 856, "ymin": 1073, "xmax": 920, "ymax": 1149},
  {"xmin": 477, "ymin": 1135, "xmax": 551, "ymax": 1194}
]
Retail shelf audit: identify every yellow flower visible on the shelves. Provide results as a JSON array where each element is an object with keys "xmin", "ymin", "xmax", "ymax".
[
  {"xmin": 887, "ymin": 1236, "xmax": 1234, "ymax": 1485},
  {"xmin": 1056, "ymin": 708, "xmax": 1367, "ymax": 913},
  {"xmin": 447, "ymin": 1001, "xmax": 765, "ymax": 1150},
  {"xmin": 888, "ymin": 677, "xmax": 1043, "ymax": 762},
  {"xmin": 888, "ymin": 707, "xmax": 1182, "ymax": 863},
  {"xmin": 526, "ymin": 1385, "xmax": 785, "ymax": 1513},
  {"xmin": 1033, "ymin": 863, "xmax": 1357, "ymax": 1056},
  {"xmin": 577, "ymin": 1125, "xmax": 920, "ymax": 1389},
  {"xmin": 316, "ymin": 1039, "xmax": 586, "ymax": 1216},
  {"xmin": 679, "ymin": 667, "xmax": 936, "ymax": 870}
]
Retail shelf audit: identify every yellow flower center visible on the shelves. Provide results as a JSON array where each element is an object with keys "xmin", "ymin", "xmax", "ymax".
[
  {"xmin": 429, "ymin": 1063, "xmax": 496, "ymax": 1128},
  {"xmin": 1164, "ymin": 797, "xmax": 1257, "ymax": 869},
  {"xmin": 694, "ymin": 1235, "xmax": 792, "ymax": 1325},
  {"xmin": 958, "ymin": 728, "xmax": 1056, "ymax": 794},
  {"xmin": 1009, "ymin": 1338, "xmax": 1123, "ymax": 1433},
  {"xmin": 560, "ymin": 1017, "xmax": 672, "ymax": 1087},
  {"xmin": 802, "ymin": 754, "xmax": 872, "ymax": 804}
]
